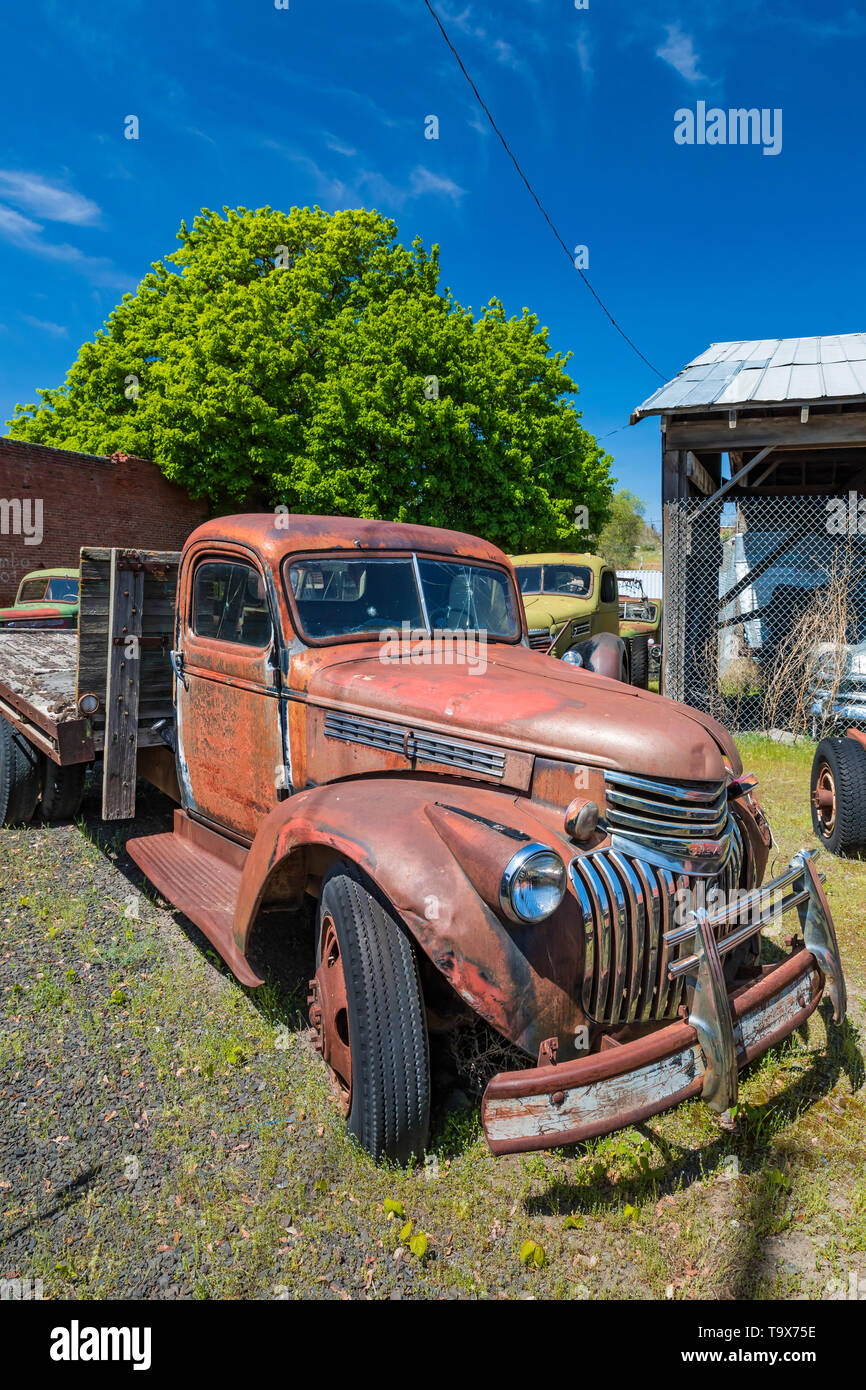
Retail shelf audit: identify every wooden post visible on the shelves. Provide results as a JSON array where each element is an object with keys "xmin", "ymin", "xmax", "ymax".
[{"xmin": 102, "ymin": 550, "xmax": 144, "ymax": 819}]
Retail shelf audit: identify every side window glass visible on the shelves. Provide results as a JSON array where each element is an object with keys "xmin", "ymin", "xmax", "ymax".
[
  {"xmin": 193, "ymin": 561, "xmax": 273, "ymax": 647},
  {"xmin": 600, "ymin": 570, "xmax": 617, "ymax": 604}
]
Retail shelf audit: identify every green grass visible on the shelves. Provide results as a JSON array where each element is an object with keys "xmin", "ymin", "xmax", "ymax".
[{"xmin": 1, "ymin": 737, "xmax": 865, "ymax": 1299}]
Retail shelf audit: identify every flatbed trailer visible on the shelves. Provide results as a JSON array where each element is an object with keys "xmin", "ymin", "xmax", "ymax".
[{"xmin": 0, "ymin": 546, "xmax": 181, "ymax": 821}]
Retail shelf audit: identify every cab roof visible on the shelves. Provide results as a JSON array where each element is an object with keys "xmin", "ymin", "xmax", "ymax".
[
  {"xmin": 185, "ymin": 513, "xmax": 509, "ymax": 566},
  {"xmin": 20, "ymin": 567, "xmax": 79, "ymax": 582},
  {"xmin": 510, "ymin": 552, "xmax": 605, "ymax": 568}
]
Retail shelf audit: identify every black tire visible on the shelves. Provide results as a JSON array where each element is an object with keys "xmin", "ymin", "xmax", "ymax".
[
  {"xmin": 810, "ymin": 736, "xmax": 866, "ymax": 855},
  {"xmin": 316, "ymin": 871, "xmax": 430, "ymax": 1164},
  {"xmin": 0, "ymin": 715, "xmax": 40, "ymax": 826},
  {"xmin": 629, "ymin": 635, "xmax": 649, "ymax": 689},
  {"xmin": 40, "ymin": 760, "xmax": 86, "ymax": 821}
]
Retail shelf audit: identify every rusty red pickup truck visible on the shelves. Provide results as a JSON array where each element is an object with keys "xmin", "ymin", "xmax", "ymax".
[{"xmin": 0, "ymin": 514, "xmax": 846, "ymax": 1163}]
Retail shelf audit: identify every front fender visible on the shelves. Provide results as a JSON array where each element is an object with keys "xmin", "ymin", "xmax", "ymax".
[
  {"xmin": 233, "ymin": 778, "xmax": 588, "ymax": 1058},
  {"xmin": 561, "ymin": 629, "xmax": 627, "ymax": 681}
]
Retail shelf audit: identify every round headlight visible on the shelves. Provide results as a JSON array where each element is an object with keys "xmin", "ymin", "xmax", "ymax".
[
  {"xmin": 78, "ymin": 692, "xmax": 100, "ymax": 716},
  {"xmin": 500, "ymin": 843, "xmax": 566, "ymax": 923},
  {"xmin": 561, "ymin": 647, "xmax": 583, "ymax": 667}
]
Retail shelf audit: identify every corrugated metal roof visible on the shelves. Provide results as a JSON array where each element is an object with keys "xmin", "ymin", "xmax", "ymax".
[{"xmin": 631, "ymin": 334, "xmax": 866, "ymax": 421}]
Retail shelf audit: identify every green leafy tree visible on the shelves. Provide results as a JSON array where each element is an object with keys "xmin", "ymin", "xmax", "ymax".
[
  {"xmin": 598, "ymin": 489, "xmax": 646, "ymax": 568},
  {"xmin": 7, "ymin": 205, "xmax": 613, "ymax": 551}
]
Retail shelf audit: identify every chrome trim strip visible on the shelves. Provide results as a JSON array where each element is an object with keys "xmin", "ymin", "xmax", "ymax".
[
  {"xmin": 609, "ymin": 851, "xmax": 646, "ymax": 1023},
  {"xmin": 605, "ymin": 787, "xmax": 728, "ymax": 821},
  {"xmin": 604, "ymin": 770, "xmax": 727, "ymax": 803},
  {"xmin": 571, "ymin": 856, "xmax": 611, "ymax": 1019},
  {"xmin": 592, "ymin": 855, "xmax": 628, "ymax": 1022}
]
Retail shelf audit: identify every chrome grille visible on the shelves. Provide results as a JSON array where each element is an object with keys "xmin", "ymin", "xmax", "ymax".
[
  {"xmin": 528, "ymin": 628, "xmax": 553, "ymax": 650},
  {"xmin": 569, "ymin": 816, "xmax": 747, "ymax": 1024},
  {"xmin": 323, "ymin": 711, "xmax": 506, "ymax": 778},
  {"xmin": 603, "ymin": 770, "xmax": 733, "ymax": 874}
]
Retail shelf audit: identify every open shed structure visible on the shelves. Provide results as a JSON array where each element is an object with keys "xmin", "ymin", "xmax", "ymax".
[{"xmin": 631, "ymin": 335, "xmax": 866, "ymax": 730}]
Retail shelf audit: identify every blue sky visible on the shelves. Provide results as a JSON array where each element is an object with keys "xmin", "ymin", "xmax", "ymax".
[{"xmin": 1, "ymin": 0, "xmax": 864, "ymax": 521}]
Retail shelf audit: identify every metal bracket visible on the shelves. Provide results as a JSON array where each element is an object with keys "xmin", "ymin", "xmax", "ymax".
[
  {"xmin": 687, "ymin": 907, "xmax": 739, "ymax": 1113},
  {"xmin": 793, "ymin": 851, "xmax": 847, "ymax": 1024},
  {"xmin": 169, "ymin": 648, "xmax": 188, "ymax": 691}
]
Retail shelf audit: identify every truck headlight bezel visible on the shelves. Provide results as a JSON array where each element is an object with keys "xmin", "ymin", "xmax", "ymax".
[{"xmin": 499, "ymin": 842, "xmax": 567, "ymax": 923}]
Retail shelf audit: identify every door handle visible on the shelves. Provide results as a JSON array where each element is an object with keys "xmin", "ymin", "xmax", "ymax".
[{"xmin": 170, "ymin": 648, "xmax": 189, "ymax": 690}]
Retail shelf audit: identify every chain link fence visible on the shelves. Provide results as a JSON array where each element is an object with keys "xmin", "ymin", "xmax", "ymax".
[{"xmin": 664, "ymin": 495, "xmax": 866, "ymax": 733}]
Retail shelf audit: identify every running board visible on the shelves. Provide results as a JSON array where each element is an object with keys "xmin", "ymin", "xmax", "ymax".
[{"xmin": 127, "ymin": 810, "xmax": 263, "ymax": 986}]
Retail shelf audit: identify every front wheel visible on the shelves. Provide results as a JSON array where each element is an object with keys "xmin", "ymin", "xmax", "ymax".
[
  {"xmin": 308, "ymin": 870, "xmax": 430, "ymax": 1164},
  {"xmin": 811, "ymin": 736, "xmax": 866, "ymax": 855}
]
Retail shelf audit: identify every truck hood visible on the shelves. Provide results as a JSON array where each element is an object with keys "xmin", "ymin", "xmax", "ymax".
[
  {"xmin": 292, "ymin": 640, "xmax": 740, "ymax": 782},
  {"xmin": 521, "ymin": 594, "xmax": 594, "ymax": 629}
]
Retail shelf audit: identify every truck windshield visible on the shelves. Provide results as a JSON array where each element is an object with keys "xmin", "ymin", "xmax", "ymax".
[
  {"xmin": 622, "ymin": 600, "xmax": 658, "ymax": 622},
  {"xmin": 17, "ymin": 579, "xmax": 49, "ymax": 603},
  {"xmin": 286, "ymin": 555, "xmax": 521, "ymax": 642},
  {"xmin": 516, "ymin": 564, "xmax": 593, "ymax": 597},
  {"xmin": 45, "ymin": 578, "xmax": 79, "ymax": 602}
]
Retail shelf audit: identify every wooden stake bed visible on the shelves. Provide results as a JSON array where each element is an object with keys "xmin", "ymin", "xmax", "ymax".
[
  {"xmin": 0, "ymin": 631, "xmax": 92, "ymax": 765},
  {"xmin": 0, "ymin": 546, "xmax": 180, "ymax": 818},
  {"xmin": 76, "ymin": 547, "xmax": 180, "ymax": 819}
]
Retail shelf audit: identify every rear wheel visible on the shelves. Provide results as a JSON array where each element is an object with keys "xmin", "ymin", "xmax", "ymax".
[
  {"xmin": 40, "ymin": 760, "xmax": 86, "ymax": 821},
  {"xmin": 0, "ymin": 716, "xmax": 40, "ymax": 826},
  {"xmin": 811, "ymin": 736, "xmax": 866, "ymax": 855},
  {"xmin": 308, "ymin": 870, "xmax": 430, "ymax": 1164},
  {"xmin": 629, "ymin": 635, "xmax": 649, "ymax": 689}
]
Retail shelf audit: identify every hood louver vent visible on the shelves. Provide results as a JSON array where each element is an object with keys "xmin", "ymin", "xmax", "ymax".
[{"xmin": 324, "ymin": 711, "xmax": 506, "ymax": 779}]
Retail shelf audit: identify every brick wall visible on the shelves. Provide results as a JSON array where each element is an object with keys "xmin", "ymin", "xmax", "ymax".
[{"xmin": 0, "ymin": 438, "xmax": 210, "ymax": 604}]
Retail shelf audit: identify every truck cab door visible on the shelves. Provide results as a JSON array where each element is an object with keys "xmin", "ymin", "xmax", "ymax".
[
  {"xmin": 174, "ymin": 548, "xmax": 285, "ymax": 840},
  {"xmin": 598, "ymin": 566, "xmax": 620, "ymax": 636}
]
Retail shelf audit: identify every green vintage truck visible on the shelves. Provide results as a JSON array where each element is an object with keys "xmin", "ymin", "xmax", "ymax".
[
  {"xmin": 511, "ymin": 552, "xmax": 631, "ymax": 682},
  {"xmin": 0, "ymin": 568, "xmax": 80, "ymax": 631},
  {"xmin": 618, "ymin": 577, "xmax": 661, "ymax": 689}
]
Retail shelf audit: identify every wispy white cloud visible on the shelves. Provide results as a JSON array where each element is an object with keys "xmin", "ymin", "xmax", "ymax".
[
  {"xmin": 264, "ymin": 141, "xmax": 467, "ymax": 211},
  {"xmin": 409, "ymin": 166, "xmax": 466, "ymax": 203},
  {"xmin": 574, "ymin": 34, "xmax": 594, "ymax": 85},
  {"xmin": 0, "ymin": 170, "xmax": 100, "ymax": 225},
  {"xmin": 656, "ymin": 23, "xmax": 707, "ymax": 83},
  {"xmin": 0, "ymin": 202, "xmax": 134, "ymax": 291},
  {"xmin": 324, "ymin": 134, "xmax": 358, "ymax": 158},
  {"xmin": 19, "ymin": 313, "xmax": 68, "ymax": 337}
]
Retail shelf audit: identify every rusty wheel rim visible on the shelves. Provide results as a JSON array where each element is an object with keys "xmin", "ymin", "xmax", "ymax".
[
  {"xmin": 814, "ymin": 762, "xmax": 837, "ymax": 837},
  {"xmin": 309, "ymin": 914, "xmax": 352, "ymax": 1116}
]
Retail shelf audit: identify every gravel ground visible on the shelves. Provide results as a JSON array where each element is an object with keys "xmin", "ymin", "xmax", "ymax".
[{"xmin": 2, "ymin": 762, "xmax": 865, "ymax": 1301}]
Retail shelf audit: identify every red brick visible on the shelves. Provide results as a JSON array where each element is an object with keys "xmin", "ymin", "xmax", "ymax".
[{"xmin": 0, "ymin": 438, "xmax": 209, "ymax": 603}]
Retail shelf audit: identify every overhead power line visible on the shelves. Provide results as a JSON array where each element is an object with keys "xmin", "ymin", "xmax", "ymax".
[{"xmin": 421, "ymin": 0, "xmax": 667, "ymax": 381}]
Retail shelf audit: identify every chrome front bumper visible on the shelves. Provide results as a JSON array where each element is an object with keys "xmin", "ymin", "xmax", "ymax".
[{"xmin": 482, "ymin": 849, "xmax": 846, "ymax": 1155}]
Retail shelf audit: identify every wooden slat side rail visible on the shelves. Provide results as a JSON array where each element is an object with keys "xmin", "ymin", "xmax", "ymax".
[
  {"xmin": 101, "ymin": 551, "xmax": 145, "ymax": 819},
  {"xmin": 76, "ymin": 547, "xmax": 180, "ymax": 778}
]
